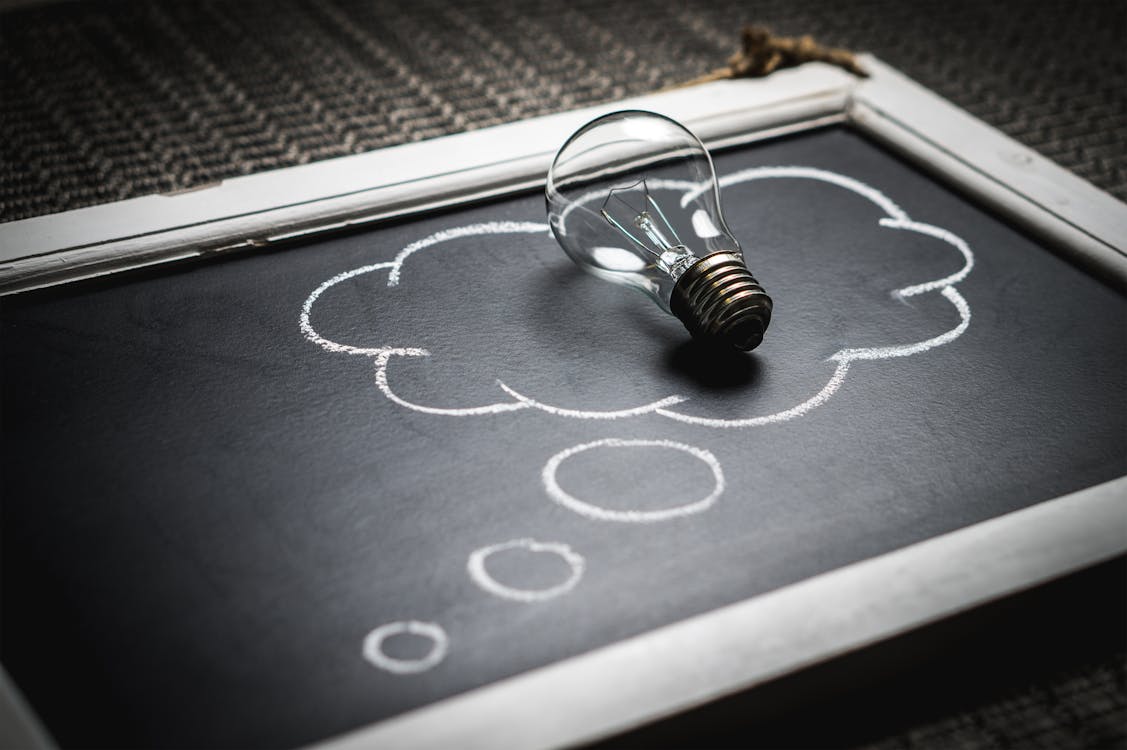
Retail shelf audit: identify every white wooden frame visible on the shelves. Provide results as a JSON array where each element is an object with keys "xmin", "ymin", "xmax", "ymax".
[{"xmin": 1, "ymin": 57, "xmax": 1124, "ymax": 750}]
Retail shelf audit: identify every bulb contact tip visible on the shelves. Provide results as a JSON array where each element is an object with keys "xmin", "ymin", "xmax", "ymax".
[{"xmin": 670, "ymin": 252, "xmax": 773, "ymax": 351}]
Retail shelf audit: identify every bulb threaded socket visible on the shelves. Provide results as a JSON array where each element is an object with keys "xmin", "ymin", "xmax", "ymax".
[{"xmin": 670, "ymin": 252, "xmax": 772, "ymax": 351}]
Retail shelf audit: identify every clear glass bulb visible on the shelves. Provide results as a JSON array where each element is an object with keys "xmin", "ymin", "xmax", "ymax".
[{"xmin": 546, "ymin": 110, "xmax": 772, "ymax": 351}]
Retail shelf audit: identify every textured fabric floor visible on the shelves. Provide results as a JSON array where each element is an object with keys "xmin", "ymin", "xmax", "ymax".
[
  {"xmin": 859, "ymin": 654, "xmax": 1127, "ymax": 750},
  {"xmin": 0, "ymin": 1, "xmax": 1124, "ymax": 748},
  {"xmin": 1, "ymin": 0, "xmax": 1124, "ymax": 222}
]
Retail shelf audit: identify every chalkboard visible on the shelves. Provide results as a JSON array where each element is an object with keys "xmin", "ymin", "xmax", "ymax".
[{"xmin": 2, "ymin": 127, "xmax": 1125, "ymax": 749}]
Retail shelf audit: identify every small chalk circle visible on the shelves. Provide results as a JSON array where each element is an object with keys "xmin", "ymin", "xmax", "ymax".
[
  {"xmin": 362, "ymin": 620, "xmax": 449, "ymax": 675},
  {"xmin": 467, "ymin": 538, "xmax": 586, "ymax": 602}
]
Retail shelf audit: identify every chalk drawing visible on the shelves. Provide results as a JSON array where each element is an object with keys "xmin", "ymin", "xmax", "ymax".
[
  {"xmin": 542, "ymin": 438, "xmax": 724, "ymax": 523},
  {"xmin": 362, "ymin": 620, "xmax": 448, "ymax": 675},
  {"xmin": 467, "ymin": 538, "xmax": 585, "ymax": 602},
  {"xmin": 496, "ymin": 382, "xmax": 688, "ymax": 419},
  {"xmin": 386, "ymin": 222, "xmax": 549, "ymax": 287},
  {"xmin": 653, "ymin": 286, "xmax": 971, "ymax": 428},
  {"xmin": 375, "ymin": 350, "xmax": 531, "ymax": 417},
  {"xmin": 300, "ymin": 222, "xmax": 548, "ymax": 358},
  {"xmin": 301, "ymin": 168, "xmax": 974, "ymax": 427}
]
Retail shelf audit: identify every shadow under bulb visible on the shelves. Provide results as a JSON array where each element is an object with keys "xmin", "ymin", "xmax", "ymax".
[{"xmin": 545, "ymin": 110, "xmax": 772, "ymax": 351}]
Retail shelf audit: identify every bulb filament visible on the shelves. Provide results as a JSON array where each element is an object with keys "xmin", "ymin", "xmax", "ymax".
[{"xmin": 600, "ymin": 178, "xmax": 698, "ymax": 279}]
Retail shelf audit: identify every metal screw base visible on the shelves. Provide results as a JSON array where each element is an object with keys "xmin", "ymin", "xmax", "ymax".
[{"xmin": 670, "ymin": 252, "xmax": 772, "ymax": 351}]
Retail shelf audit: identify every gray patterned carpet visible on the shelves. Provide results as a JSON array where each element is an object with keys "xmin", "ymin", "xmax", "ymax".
[
  {"xmin": 0, "ymin": 1, "xmax": 1124, "ymax": 748},
  {"xmin": 1, "ymin": 0, "xmax": 1125, "ymax": 222}
]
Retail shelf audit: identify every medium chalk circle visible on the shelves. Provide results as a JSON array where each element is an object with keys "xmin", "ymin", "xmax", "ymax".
[
  {"xmin": 467, "ymin": 538, "xmax": 585, "ymax": 602},
  {"xmin": 543, "ymin": 438, "xmax": 724, "ymax": 523},
  {"xmin": 362, "ymin": 620, "xmax": 448, "ymax": 674}
]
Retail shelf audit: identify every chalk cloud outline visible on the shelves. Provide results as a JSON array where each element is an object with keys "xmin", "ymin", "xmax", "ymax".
[{"xmin": 300, "ymin": 167, "xmax": 973, "ymax": 427}]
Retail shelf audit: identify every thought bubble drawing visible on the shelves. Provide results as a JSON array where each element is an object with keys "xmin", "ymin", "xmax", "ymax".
[{"xmin": 301, "ymin": 167, "xmax": 973, "ymax": 427}]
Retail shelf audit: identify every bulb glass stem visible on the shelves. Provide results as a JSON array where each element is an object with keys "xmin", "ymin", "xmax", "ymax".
[{"xmin": 599, "ymin": 179, "xmax": 698, "ymax": 279}]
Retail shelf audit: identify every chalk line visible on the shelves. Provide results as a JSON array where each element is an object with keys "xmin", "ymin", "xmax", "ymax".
[
  {"xmin": 374, "ymin": 352, "xmax": 530, "ymax": 417},
  {"xmin": 656, "ymin": 361, "xmax": 852, "ymax": 428},
  {"xmin": 881, "ymin": 219, "xmax": 975, "ymax": 296},
  {"xmin": 300, "ymin": 261, "xmax": 398, "ymax": 356},
  {"xmin": 387, "ymin": 221, "xmax": 549, "ymax": 286},
  {"xmin": 543, "ymin": 439, "xmax": 724, "ymax": 523},
  {"xmin": 497, "ymin": 381, "xmax": 688, "ymax": 419},
  {"xmin": 362, "ymin": 620, "xmax": 448, "ymax": 675},
  {"xmin": 683, "ymin": 166, "xmax": 909, "ymax": 221},
  {"xmin": 467, "ymin": 539, "xmax": 585, "ymax": 602},
  {"xmin": 301, "ymin": 222, "xmax": 553, "ymax": 416},
  {"xmin": 300, "ymin": 222, "xmax": 548, "ymax": 355},
  {"xmin": 656, "ymin": 289, "xmax": 970, "ymax": 427},
  {"xmin": 833, "ymin": 286, "xmax": 971, "ymax": 362}
]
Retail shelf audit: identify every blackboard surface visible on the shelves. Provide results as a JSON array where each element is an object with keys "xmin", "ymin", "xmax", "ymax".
[{"xmin": 2, "ymin": 128, "xmax": 1124, "ymax": 749}]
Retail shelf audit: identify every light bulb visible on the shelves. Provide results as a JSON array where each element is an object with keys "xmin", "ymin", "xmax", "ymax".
[{"xmin": 546, "ymin": 110, "xmax": 772, "ymax": 351}]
